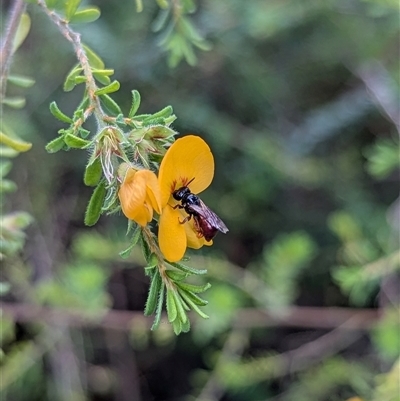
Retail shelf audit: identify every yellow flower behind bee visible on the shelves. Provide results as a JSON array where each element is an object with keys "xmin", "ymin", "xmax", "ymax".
[
  {"xmin": 158, "ymin": 135, "xmax": 215, "ymax": 262},
  {"xmin": 118, "ymin": 164, "xmax": 162, "ymax": 227}
]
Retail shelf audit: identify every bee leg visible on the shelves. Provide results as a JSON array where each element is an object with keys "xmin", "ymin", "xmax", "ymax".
[
  {"xmin": 178, "ymin": 214, "xmax": 192, "ymax": 224},
  {"xmin": 194, "ymin": 219, "xmax": 204, "ymax": 238},
  {"xmin": 172, "ymin": 204, "xmax": 184, "ymax": 209}
]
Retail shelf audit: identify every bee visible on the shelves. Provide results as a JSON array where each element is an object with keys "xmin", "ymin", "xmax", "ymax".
[{"xmin": 172, "ymin": 179, "xmax": 229, "ymax": 241}]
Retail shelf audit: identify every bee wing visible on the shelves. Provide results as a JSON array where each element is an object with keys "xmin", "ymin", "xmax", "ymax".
[{"xmin": 189, "ymin": 199, "xmax": 229, "ymax": 233}]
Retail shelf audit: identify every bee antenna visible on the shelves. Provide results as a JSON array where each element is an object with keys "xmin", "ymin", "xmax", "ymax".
[{"xmin": 187, "ymin": 177, "xmax": 195, "ymax": 186}]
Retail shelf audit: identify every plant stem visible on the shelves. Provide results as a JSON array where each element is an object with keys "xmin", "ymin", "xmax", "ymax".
[
  {"xmin": 0, "ymin": 0, "xmax": 26, "ymax": 105},
  {"xmin": 141, "ymin": 226, "xmax": 173, "ymax": 286},
  {"xmin": 37, "ymin": 0, "xmax": 106, "ymax": 127}
]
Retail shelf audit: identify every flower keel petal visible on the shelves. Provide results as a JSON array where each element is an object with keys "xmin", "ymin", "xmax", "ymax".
[{"xmin": 159, "ymin": 205, "xmax": 187, "ymax": 262}]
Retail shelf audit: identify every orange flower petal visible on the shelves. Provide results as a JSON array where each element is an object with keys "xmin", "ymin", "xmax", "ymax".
[
  {"xmin": 119, "ymin": 169, "xmax": 146, "ymax": 220},
  {"xmin": 118, "ymin": 168, "xmax": 161, "ymax": 227},
  {"xmin": 131, "ymin": 203, "xmax": 153, "ymax": 227},
  {"xmin": 136, "ymin": 170, "xmax": 162, "ymax": 214},
  {"xmin": 159, "ymin": 205, "xmax": 187, "ymax": 262},
  {"xmin": 158, "ymin": 135, "xmax": 214, "ymax": 207}
]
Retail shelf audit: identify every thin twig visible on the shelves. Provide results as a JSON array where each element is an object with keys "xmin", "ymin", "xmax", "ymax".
[
  {"xmin": 36, "ymin": 0, "xmax": 106, "ymax": 126},
  {"xmin": 0, "ymin": 0, "xmax": 27, "ymax": 104},
  {"xmin": 356, "ymin": 61, "xmax": 400, "ymax": 134},
  {"xmin": 141, "ymin": 226, "xmax": 171, "ymax": 287},
  {"xmin": 196, "ymin": 316, "xmax": 368, "ymax": 401},
  {"xmin": 1, "ymin": 302, "xmax": 380, "ymax": 331}
]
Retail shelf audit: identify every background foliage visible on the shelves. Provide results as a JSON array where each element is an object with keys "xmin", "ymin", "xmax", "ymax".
[{"xmin": 1, "ymin": 0, "xmax": 399, "ymax": 400}]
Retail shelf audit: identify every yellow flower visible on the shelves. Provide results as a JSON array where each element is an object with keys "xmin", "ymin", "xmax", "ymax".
[
  {"xmin": 158, "ymin": 135, "xmax": 215, "ymax": 262},
  {"xmin": 118, "ymin": 164, "xmax": 162, "ymax": 227}
]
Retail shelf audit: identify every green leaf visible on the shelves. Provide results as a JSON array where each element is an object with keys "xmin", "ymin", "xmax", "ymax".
[
  {"xmin": 140, "ymin": 234, "xmax": 152, "ymax": 262},
  {"xmin": 144, "ymin": 270, "xmax": 162, "ymax": 315},
  {"xmin": 94, "ymin": 80, "xmax": 120, "ymax": 96},
  {"xmin": 0, "ymin": 147, "xmax": 18, "ymax": 158},
  {"xmin": 2, "ymin": 212, "xmax": 33, "ymax": 230},
  {"xmin": 180, "ymin": 37, "xmax": 197, "ymax": 66},
  {"xmin": 372, "ymin": 308, "xmax": 400, "ymax": 359},
  {"xmin": 163, "ymin": 115, "xmax": 177, "ymax": 126},
  {"xmin": 82, "ymin": 44, "xmax": 105, "ymax": 69},
  {"xmin": 132, "ymin": 113, "xmax": 151, "ymax": 121},
  {"xmin": 91, "ymin": 68, "xmax": 114, "ymax": 76},
  {"xmin": 152, "ymin": 8, "xmax": 170, "ymax": 32},
  {"xmin": 182, "ymin": 0, "xmax": 196, "ymax": 13},
  {"xmin": 45, "ymin": 0, "xmax": 65, "ymax": 9},
  {"xmin": 172, "ymin": 291, "xmax": 188, "ymax": 324},
  {"xmin": 0, "ymin": 162, "xmax": 12, "ymax": 178},
  {"xmin": 144, "ymin": 105, "xmax": 173, "ymax": 121},
  {"xmin": 175, "ymin": 281, "xmax": 211, "ymax": 293},
  {"xmin": 93, "ymin": 69, "xmax": 113, "ymax": 85},
  {"xmin": 49, "ymin": 101, "xmax": 73, "ymax": 123},
  {"xmin": 93, "ymin": 74, "xmax": 111, "ymax": 85},
  {"xmin": 165, "ymin": 270, "xmax": 189, "ymax": 281},
  {"xmin": 328, "ymin": 211, "xmax": 361, "ymax": 242},
  {"xmin": 2, "ymin": 97, "xmax": 26, "ymax": 109},
  {"xmin": 151, "ymin": 283, "xmax": 165, "ymax": 330},
  {"xmin": 156, "ymin": 0, "xmax": 169, "ymax": 9},
  {"xmin": 7, "ymin": 74, "xmax": 35, "ymax": 88},
  {"xmin": 146, "ymin": 253, "xmax": 159, "ymax": 269},
  {"xmin": 64, "ymin": 133, "xmax": 90, "ymax": 149},
  {"xmin": 126, "ymin": 219, "xmax": 136, "ymax": 235},
  {"xmin": 179, "ymin": 290, "xmax": 209, "ymax": 319},
  {"xmin": 365, "ymin": 139, "xmax": 400, "ymax": 179},
  {"xmin": 63, "ymin": 64, "xmax": 83, "ymax": 91},
  {"xmin": 180, "ymin": 317, "xmax": 191, "ymax": 333},
  {"xmin": 69, "ymin": 7, "xmax": 101, "ymax": 24},
  {"xmin": 169, "ymin": 261, "xmax": 207, "ymax": 275},
  {"xmin": 135, "ymin": 0, "xmax": 143, "ymax": 12},
  {"xmin": 0, "ymin": 179, "xmax": 17, "ymax": 193},
  {"xmin": 142, "ymin": 117, "xmax": 166, "ymax": 127},
  {"xmin": 84, "ymin": 156, "xmax": 102, "ymax": 186},
  {"xmin": 177, "ymin": 287, "xmax": 208, "ymax": 306},
  {"xmin": 166, "ymin": 289, "xmax": 178, "ymax": 322},
  {"xmin": 119, "ymin": 225, "xmax": 141, "ymax": 259},
  {"xmin": 74, "ymin": 76, "xmax": 87, "ymax": 84},
  {"xmin": 129, "ymin": 90, "xmax": 141, "ymax": 117},
  {"xmin": 45, "ymin": 136, "xmax": 65, "ymax": 153},
  {"xmin": 0, "ymin": 282, "xmax": 11, "ymax": 296},
  {"xmin": 144, "ymin": 266, "xmax": 157, "ymax": 277},
  {"xmin": 99, "ymin": 94, "xmax": 122, "ymax": 115},
  {"xmin": 79, "ymin": 128, "xmax": 91, "ymax": 138},
  {"xmin": 0, "ymin": 132, "xmax": 32, "ymax": 152},
  {"xmin": 12, "ymin": 13, "xmax": 31, "ymax": 53},
  {"xmin": 65, "ymin": 0, "xmax": 82, "ymax": 20},
  {"xmin": 172, "ymin": 317, "xmax": 182, "ymax": 335},
  {"xmin": 84, "ymin": 180, "xmax": 107, "ymax": 226},
  {"xmin": 115, "ymin": 114, "xmax": 126, "ymax": 125},
  {"xmin": 333, "ymin": 265, "xmax": 378, "ymax": 306}
]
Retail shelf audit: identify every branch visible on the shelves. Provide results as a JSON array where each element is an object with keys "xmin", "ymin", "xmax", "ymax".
[
  {"xmin": 0, "ymin": 0, "xmax": 27, "ymax": 104},
  {"xmin": 356, "ymin": 61, "xmax": 400, "ymax": 134},
  {"xmin": 195, "ymin": 309, "xmax": 374, "ymax": 401},
  {"xmin": 232, "ymin": 306, "xmax": 380, "ymax": 330},
  {"xmin": 1, "ymin": 302, "xmax": 380, "ymax": 331},
  {"xmin": 36, "ymin": 0, "xmax": 106, "ymax": 125},
  {"xmin": 1, "ymin": 302, "xmax": 151, "ymax": 330}
]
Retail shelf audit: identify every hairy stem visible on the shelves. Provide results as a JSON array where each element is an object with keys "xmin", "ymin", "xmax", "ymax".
[
  {"xmin": 141, "ymin": 226, "xmax": 172, "ymax": 286},
  {"xmin": 37, "ymin": 0, "xmax": 106, "ymax": 127},
  {"xmin": 0, "ymin": 0, "xmax": 26, "ymax": 105}
]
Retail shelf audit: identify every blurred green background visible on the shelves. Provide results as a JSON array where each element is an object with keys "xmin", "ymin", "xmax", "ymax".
[{"xmin": 1, "ymin": 0, "xmax": 399, "ymax": 400}]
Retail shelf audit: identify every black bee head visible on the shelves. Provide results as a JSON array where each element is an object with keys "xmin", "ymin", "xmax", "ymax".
[{"xmin": 172, "ymin": 186, "xmax": 191, "ymax": 201}]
